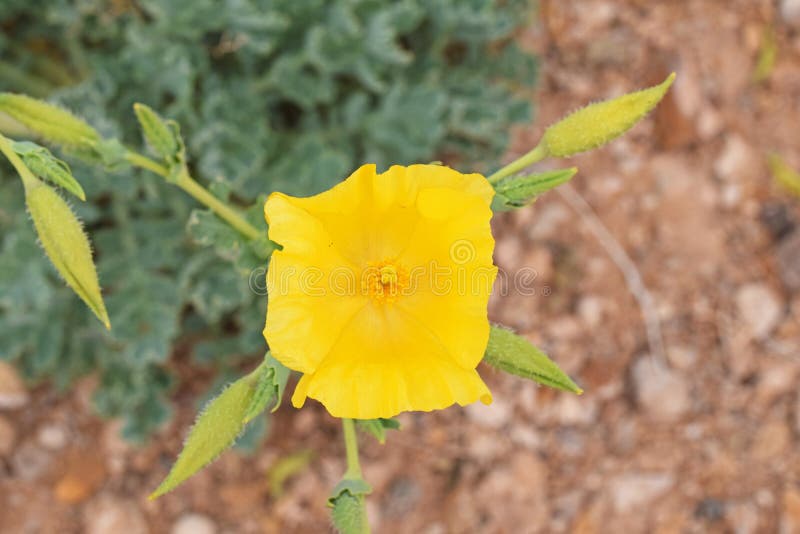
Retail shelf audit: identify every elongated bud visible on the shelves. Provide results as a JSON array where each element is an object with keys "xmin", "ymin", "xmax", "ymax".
[
  {"xmin": 0, "ymin": 93, "xmax": 100, "ymax": 147},
  {"xmin": 493, "ymin": 167, "xmax": 577, "ymax": 211},
  {"xmin": 24, "ymin": 179, "xmax": 109, "ymax": 328},
  {"xmin": 483, "ymin": 326, "xmax": 582, "ymax": 394},
  {"xmin": 542, "ymin": 73, "xmax": 675, "ymax": 157},
  {"xmin": 133, "ymin": 103, "xmax": 183, "ymax": 164},
  {"xmin": 12, "ymin": 140, "xmax": 86, "ymax": 200},
  {"xmin": 151, "ymin": 353, "xmax": 287, "ymax": 499}
]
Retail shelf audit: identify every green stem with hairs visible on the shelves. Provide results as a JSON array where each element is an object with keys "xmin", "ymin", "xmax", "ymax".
[
  {"xmin": 124, "ymin": 150, "xmax": 261, "ymax": 241},
  {"xmin": 486, "ymin": 142, "xmax": 548, "ymax": 185},
  {"xmin": 342, "ymin": 418, "xmax": 362, "ymax": 479}
]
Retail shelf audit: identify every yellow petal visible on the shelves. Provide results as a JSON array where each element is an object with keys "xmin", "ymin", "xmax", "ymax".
[
  {"xmin": 265, "ymin": 193, "xmax": 367, "ymax": 374},
  {"xmin": 291, "ymin": 305, "xmax": 492, "ymax": 419}
]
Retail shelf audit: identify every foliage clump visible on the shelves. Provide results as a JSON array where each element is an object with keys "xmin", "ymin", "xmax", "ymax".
[{"xmin": 0, "ymin": 0, "xmax": 536, "ymax": 440}]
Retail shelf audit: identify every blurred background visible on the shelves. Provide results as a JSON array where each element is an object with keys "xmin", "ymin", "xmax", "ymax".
[{"xmin": 1, "ymin": 0, "xmax": 799, "ymax": 532}]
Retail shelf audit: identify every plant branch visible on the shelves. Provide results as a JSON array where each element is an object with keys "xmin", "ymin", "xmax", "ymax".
[
  {"xmin": 342, "ymin": 418, "xmax": 362, "ymax": 479},
  {"xmin": 124, "ymin": 150, "xmax": 261, "ymax": 241},
  {"xmin": 486, "ymin": 142, "xmax": 548, "ymax": 184}
]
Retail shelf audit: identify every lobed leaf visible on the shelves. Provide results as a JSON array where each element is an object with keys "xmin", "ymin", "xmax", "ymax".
[{"xmin": 492, "ymin": 167, "xmax": 577, "ymax": 211}]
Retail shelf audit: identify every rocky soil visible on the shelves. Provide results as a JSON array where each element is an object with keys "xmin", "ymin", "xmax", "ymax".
[{"xmin": 2, "ymin": 0, "xmax": 800, "ymax": 532}]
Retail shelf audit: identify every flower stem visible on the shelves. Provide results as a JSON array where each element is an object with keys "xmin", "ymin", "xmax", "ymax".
[
  {"xmin": 342, "ymin": 418, "xmax": 362, "ymax": 479},
  {"xmin": 124, "ymin": 150, "xmax": 169, "ymax": 177},
  {"xmin": 486, "ymin": 142, "xmax": 548, "ymax": 185},
  {"xmin": 124, "ymin": 150, "xmax": 261, "ymax": 241}
]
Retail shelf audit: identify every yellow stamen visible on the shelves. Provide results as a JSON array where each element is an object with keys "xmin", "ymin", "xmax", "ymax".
[{"xmin": 364, "ymin": 260, "xmax": 408, "ymax": 304}]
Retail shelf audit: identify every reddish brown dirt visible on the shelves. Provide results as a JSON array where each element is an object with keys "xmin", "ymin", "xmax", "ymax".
[{"xmin": 2, "ymin": 1, "xmax": 800, "ymax": 532}]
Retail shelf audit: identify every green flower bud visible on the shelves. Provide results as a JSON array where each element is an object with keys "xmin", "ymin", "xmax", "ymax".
[
  {"xmin": 483, "ymin": 326, "xmax": 582, "ymax": 394},
  {"xmin": 133, "ymin": 103, "xmax": 184, "ymax": 165},
  {"xmin": 24, "ymin": 179, "xmax": 109, "ymax": 329},
  {"xmin": 542, "ymin": 73, "xmax": 675, "ymax": 157},
  {"xmin": 0, "ymin": 93, "xmax": 100, "ymax": 147}
]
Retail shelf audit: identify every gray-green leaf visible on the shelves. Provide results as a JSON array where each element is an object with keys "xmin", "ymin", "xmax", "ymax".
[{"xmin": 483, "ymin": 325, "xmax": 583, "ymax": 394}]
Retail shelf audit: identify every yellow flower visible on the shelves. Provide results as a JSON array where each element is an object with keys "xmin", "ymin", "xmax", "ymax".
[{"xmin": 263, "ymin": 164, "xmax": 497, "ymax": 419}]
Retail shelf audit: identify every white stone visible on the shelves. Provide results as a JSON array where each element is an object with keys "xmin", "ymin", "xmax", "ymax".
[
  {"xmin": 632, "ymin": 357, "xmax": 690, "ymax": 421},
  {"xmin": 727, "ymin": 501, "xmax": 760, "ymax": 534},
  {"xmin": 667, "ymin": 345, "xmax": 697, "ymax": 370},
  {"xmin": 550, "ymin": 395, "xmax": 597, "ymax": 426},
  {"xmin": 509, "ymin": 425, "xmax": 541, "ymax": 450},
  {"xmin": 11, "ymin": 441, "xmax": 52, "ymax": 480},
  {"xmin": 610, "ymin": 472, "xmax": 675, "ymax": 513},
  {"xmin": 697, "ymin": 108, "xmax": 724, "ymax": 140},
  {"xmin": 782, "ymin": 0, "xmax": 800, "ymax": 27},
  {"xmin": 37, "ymin": 423, "xmax": 68, "ymax": 450},
  {"xmin": 0, "ymin": 362, "xmax": 29, "ymax": 410},
  {"xmin": 171, "ymin": 514, "xmax": 216, "ymax": 534},
  {"xmin": 735, "ymin": 283, "xmax": 783, "ymax": 339},
  {"xmin": 577, "ymin": 296, "xmax": 604, "ymax": 328},
  {"xmin": 466, "ymin": 398, "xmax": 512, "ymax": 429},
  {"xmin": 527, "ymin": 204, "xmax": 570, "ymax": 240},
  {"xmin": 714, "ymin": 135, "xmax": 757, "ymax": 181},
  {"xmin": 85, "ymin": 496, "xmax": 148, "ymax": 534}
]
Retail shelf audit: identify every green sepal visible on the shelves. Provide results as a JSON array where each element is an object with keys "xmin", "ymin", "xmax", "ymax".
[
  {"xmin": 249, "ymin": 234, "xmax": 279, "ymax": 260},
  {"xmin": 492, "ymin": 167, "xmax": 577, "ymax": 211},
  {"xmin": 329, "ymin": 478, "xmax": 372, "ymax": 533},
  {"xmin": 483, "ymin": 325, "xmax": 582, "ymax": 394},
  {"xmin": 328, "ymin": 478, "xmax": 373, "ymax": 507},
  {"xmin": 330, "ymin": 491, "xmax": 370, "ymax": 534},
  {"xmin": 355, "ymin": 418, "xmax": 400, "ymax": 444},
  {"xmin": 12, "ymin": 140, "xmax": 86, "ymax": 201},
  {"xmin": 243, "ymin": 352, "xmax": 290, "ymax": 421}
]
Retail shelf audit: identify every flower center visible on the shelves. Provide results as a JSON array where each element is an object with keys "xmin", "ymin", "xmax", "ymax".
[{"xmin": 363, "ymin": 260, "xmax": 408, "ymax": 304}]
